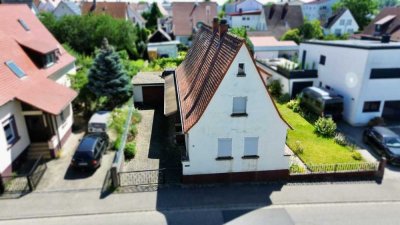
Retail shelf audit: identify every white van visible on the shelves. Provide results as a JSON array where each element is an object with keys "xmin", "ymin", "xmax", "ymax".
[{"xmin": 88, "ymin": 111, "xmax": 111, "ymax": 133}]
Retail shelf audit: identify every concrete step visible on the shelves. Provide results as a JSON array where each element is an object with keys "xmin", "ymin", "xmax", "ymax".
[{"xmin": 27, "ymin": 143, "xmax": 52, "ymax": 159}]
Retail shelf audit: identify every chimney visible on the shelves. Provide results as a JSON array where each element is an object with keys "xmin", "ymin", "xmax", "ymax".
[
  {"xmin": 281, "ymin": 3, "xmax": 289, "ymax": 20},
  {"xmin": 219, "ymin": 19, "xmax": 228, "ymax": 37},
  {"xmin": 381, "ymin": 34, "xmax": 391, "ymax": 43},
  {"xmin": 269, "ymin": 4, "xmax": 275, "ymax": 20},
  {"xmin": 212, "ymin": 17, "xmax": 219, "ymax": 33}
]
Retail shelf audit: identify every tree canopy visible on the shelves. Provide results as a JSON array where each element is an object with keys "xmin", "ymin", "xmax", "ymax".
[
  {"xmin": 142, "ymin": 2, "xmax": 163, "ymax": 31},
  {"xmin": 87, "ymin": 38, "xmax": 133, "ymax": 109},
  {"xmin": 332, "ymin": 0, "xmax": 378, "ymax": 29},
  {"xmin": 229, "ymin": 27, "xmax": 254, "ymax": 52},
  {"xmin": 281, "ymin": 20, "xmax": 323, "ymax": 44}
]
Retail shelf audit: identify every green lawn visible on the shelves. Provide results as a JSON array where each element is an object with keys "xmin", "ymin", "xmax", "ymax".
[{"xmin": 276, "ymin": 102, "xmax": 364, "ymax": 165}]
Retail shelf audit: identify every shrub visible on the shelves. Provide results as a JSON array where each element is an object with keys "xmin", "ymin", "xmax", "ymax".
[
  {"xmin": 367, "ymin": 117, "xmax": 385, "ymax": 127},
  {"xmin": 287, "ymin": 99, "xmax": 301, "ymax": 113},
  {"xmin": 267, "ymin": 79, "xmax": 282, "ymax": 97},
  {"xmin": 129, "ymin": 124, "xmax": 138, "ymax": 138},
  {"xmin": 334, "ymin": 133, "xmax": 347, "ymax": 146},
  {"xmin": 351, "ymin": 151, "xmax": 362, "ymax": 161},
  {"xmin": 314, "ymin": 117, "xmax": 337, "ymax": 137},
  {"xmin": 278, "ymin": 93, "xmax": 291, "ymax": 104},
  {"xmin": 124, "ymin": 142, "xmax": 136, "ymax": 159},
  {"xmin": 290, "ymin": 163, "xmax": 306, "ymax": 173},
  {"xmin": 114, "ymin": 137, "xmax": 122, "ymax": 150},
  {"xmin": 293, "ymin": 140, "xmax": 304, "ymax": 154},
  {"xmin": 132, "ymin": 110, "xmax": 142, "ymax": 124}
]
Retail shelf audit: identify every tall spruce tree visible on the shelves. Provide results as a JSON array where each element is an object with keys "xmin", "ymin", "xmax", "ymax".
[{"xmin": 87, "ymin": 38, "xmax": 133, "ymax": 109}]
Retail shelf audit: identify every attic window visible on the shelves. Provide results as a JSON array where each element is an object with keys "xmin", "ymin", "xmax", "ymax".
[
  {"xmin": 237, "ymin": 63, "xmax": 246, "ymax": 76},
  {"xmin": 5, "ymin": 60, "xmax": 26, "ymax": 78},
  {"xmin": 18, "ymin": 19, "xmax": 30, "ymax": 31}
]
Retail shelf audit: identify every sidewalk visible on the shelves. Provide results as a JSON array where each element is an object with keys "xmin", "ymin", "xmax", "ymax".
[{"xmin": 1, "ymin": 178, "xmax": 400, "ymax": 220}]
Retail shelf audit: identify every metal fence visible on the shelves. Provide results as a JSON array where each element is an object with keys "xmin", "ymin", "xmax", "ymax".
[
  {"xmin": 0, "ymin": 156, "xmax": 47, "ymax": 197},
  {"xmin": 290, "ymin": 161, "xmax": 380, "ymax": 175}
]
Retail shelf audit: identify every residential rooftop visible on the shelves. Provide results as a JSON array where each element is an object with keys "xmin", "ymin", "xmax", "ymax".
[{"xmin": 303, "ymin": 39, "xmax": 400, "ymax": 49}]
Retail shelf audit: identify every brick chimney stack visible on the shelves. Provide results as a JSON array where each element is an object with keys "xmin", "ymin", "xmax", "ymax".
[
  {"xmin": 219, "ymin": 19, "xmax": 228, "ymax": 37},
  {"xmin": 212, "ymin": 17, "xmax": 219, "ymax": 34}
]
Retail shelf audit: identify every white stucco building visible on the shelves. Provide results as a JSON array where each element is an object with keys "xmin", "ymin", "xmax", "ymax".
[
  {"xmin": 250, "ymin": 36, "xmax": 299, "ymax": 60},
  {"xmin": 225, "ymin": 0, "xmax": 263, "ymax": 27},
  {"xmin": 300, "ymin": 39, "xmax": 400, "ymax": 126},
  {"xmin": 302, "ymin": 0, "xmax": 339, "ymax": 23},
  {"xmin": 323, "ymin": 8, "xmax": 359, "ymax": 36},
  {"xmin": 52, "ymin": 1, "xmax": 81, "ymax": 19},
  {"xmin": 0, "ymin": 5, "xmax": 77, "ymax": 177},
  {"xmin": 165, "ymin": 19, "xmax": 290, "ymax": 183}
]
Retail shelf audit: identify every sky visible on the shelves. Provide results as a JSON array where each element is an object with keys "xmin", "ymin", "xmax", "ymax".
[{"xmin": 133, "ymin": 0, "xmax": 277, "ymax": 6}]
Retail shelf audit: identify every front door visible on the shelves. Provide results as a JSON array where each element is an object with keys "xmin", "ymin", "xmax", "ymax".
[{"xmin": 25, "ymin": 115, "xmax": 52, "ymax": 142}]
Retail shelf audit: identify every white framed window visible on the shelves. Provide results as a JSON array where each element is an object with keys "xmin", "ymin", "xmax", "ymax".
[
  {"xmin": 218, "ymin": 138, "xmax": 232, "ymax": 157},
  {"xmin": 238, "ymin": 63, "xmax": 245, "ymax": 76},
  {"xmin": 2, "ymin": 115, "xmax": 19, "ymax": 146},
  {"xmin": 339, "ymin": 19, "xmax": 345, "ymax": 25},
  {"xmin": 347, "ymin": 19, "xmax": 352, "ymax": 25},
  {"xmin": 244, "ymin": 137, "xmax": 258, "ymax": 156},
  {"xmin": 232, "ymin": 97, "xmax": 247, "ymax": 115}
]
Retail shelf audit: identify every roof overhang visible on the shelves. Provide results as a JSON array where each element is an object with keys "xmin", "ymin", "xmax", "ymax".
[
  {"xmin": 164, "ymin": 74, "xmax": 178, "ymax": 117},
  {"xmin": 18, "ymin": 39, "xmax": 58, "ymax": 54}
]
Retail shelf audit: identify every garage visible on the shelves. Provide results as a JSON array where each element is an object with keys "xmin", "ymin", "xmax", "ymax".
[
  {"xmin": 291, "ymin": 81, "xmax": 314, "ymax": 98},
  {"xmin": 382, "ymin": 101, "xmax": 400, "ymax": 121},
  {"xmin": 132, "ymin": 72, "xmax": 165, "ymax": 107}
]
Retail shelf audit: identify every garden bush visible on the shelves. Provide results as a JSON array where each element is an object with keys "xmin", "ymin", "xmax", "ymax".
[
  {"xmin": 129, "ymin": 124, "xmax": 138, "ymax": 138},
  {"xmin": 334, "ymin": 133, "xmax": 348, "ymax": 146},
  {"xmin": 278, "ymin": 93, "xmax": 291, "ymax": 104},
  {"xmin": 293, "ymin": 140, "xmax": 304, "ymax": 154},
  {"xmin": 367, "ymin": 117, "xmax": 385, "ymax": 127},
  {"xmin": 132, "ymin": 110, "xmax": 142, "ymax": 124},
  {"xmin": 267, "ymin": 79, "xmax": 282, "ymax": 97},
  {"xmin": 314, "ymin": 117, "xmax": 337, "ymax": 137},
  {"xmin": 124, "ymin": 142, "xmax": 136, "ymax": 159},
  {"xmin": 114, "ymin": 136, "xmax": 121, "ymax": 150},
  {"xmin": 287, "ymin": 99, "xmax": 301, "ymax": 113},
  {"xmin": 351, "ymin": 151, "xmax": 362, "ymax": 161}
]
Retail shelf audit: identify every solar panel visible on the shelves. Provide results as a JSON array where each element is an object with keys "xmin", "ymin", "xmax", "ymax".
[
  {"xmin": 5, "ymin": 60, "xmax": 26, "ymax": 78},
  {"xmin": 18, "ymin": 18, "xmax": 30, "ymax": 31}
]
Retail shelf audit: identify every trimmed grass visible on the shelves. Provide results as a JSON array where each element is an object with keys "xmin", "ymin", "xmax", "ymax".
[{"xmin": 276, "ymin": 102, "xmax": 364, "ymax": 165}]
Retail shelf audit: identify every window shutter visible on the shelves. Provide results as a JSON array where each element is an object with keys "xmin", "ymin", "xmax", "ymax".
[
  {"xmin": 218, "ymin": 138, "xmax": 232, "ymax": 157},
  {"xmin": 244, "ymin": 137, "xmax": 258, "ymax": 156},
  {"xmin": 233, "ymin": 97, "xmax": 247, "ymax": 114}
]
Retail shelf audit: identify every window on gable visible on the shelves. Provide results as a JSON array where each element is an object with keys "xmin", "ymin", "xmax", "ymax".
[
  {"xmin": 237, "ymin": 63, "xmax": 245, "ymax": 76},
  {"xmin": 347, "ymin": 19, "xmax": 352, "ymax": 25},
  {"xmin": 5, "ymin": 60, "xmax": 26, "ymax": 78},
  {"xmin": 242, "ymin": 17, "xmax": 246, "ymax": 21},
  {"xmin": 244, "ymin": 137, "xmax": 258, "ymax": 156},
  {"xmin": 232, "ymin": 97, "xmax": 247, "ymax": 116},
  {"xmin": 217, "ymin": 138, "xmax": 232, "ymax": 158},
  {"xmin": 3, "ymin": 115, "xmax": 19, "ymax": 147},
  {"xmin": 334, "ymin": 29, "xmax": 341, "ymax": 35},
  {"xmin": 44, "ymin": 52, "xmax": 56, "ymax": 68},
  {"xmin": 18, "ymin": 18, "xmax": 30, "ymax": 31},
  {"xmin": 339, "ymin": 19, "xmax": 345, "ymax": 25},
  {"xmin": 319, "ymin": 55, "xmax": 326, "ymax": 65},
  {"xmin": 363, "ymin": 101, "xmax": 381, "ymax": 112}
]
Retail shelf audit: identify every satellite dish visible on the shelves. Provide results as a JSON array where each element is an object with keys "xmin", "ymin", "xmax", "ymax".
[{"xmin": 345, "ymin": 72, "xmax": 358, "ymax": 88}]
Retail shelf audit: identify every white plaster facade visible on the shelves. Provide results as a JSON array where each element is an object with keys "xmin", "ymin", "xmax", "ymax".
[
  {"xmin": 182, "ymin": 46, "xmax": 289, "ymax": 175},
  {"xmin": 302, "ymin": 0, "xmax": 339, "ymax": 22},
  {"xmin": 324, "ymin": 9, "xmax": 359, "ymax": 36},
  {"xmin": 300, "ymin": 40, "xmax": 400, "ymax": 125},
  {"xmin": 52, "ymin": 1, "xmax": 81, "ymax": 19},
  {"xmin": 147, "ymin": 41, "xmax": 179, "ymax": 59},
  {"xmin": 231, "ymin": 14, "xmax": 261, "ymax": 30}
]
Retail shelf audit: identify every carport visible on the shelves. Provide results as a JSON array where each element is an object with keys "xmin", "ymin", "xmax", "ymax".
[
  {"xmin": 383, "ymin": 100, "xmax": 400, "ymax": 121},
  {"xmin": 132, "ymin": 72, "xmax": 165, "ymax": 106}
]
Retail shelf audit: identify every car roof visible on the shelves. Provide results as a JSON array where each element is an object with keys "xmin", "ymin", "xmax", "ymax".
[
  {"xmin": 373, "ymin": 126, "xmax": 399, "ymax": 137},
  {"xmin": 89, "ymin": 111, "xmax": 111, "ymax": 124},
  {"xmin": 76, "ymin": 134, "xmax": 101, "ymax": 152}
]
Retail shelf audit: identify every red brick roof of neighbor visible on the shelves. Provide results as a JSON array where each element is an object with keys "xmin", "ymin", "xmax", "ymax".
[
  {"xmin": 362, "ymin": 7, "xmax": 400, "ymax": 42},
  {"xmin": 175, "ymin": 25, "xmax": 291, "ymax": 133},
  {"xmin": 172, "ymin": 2, "xmax": 218, "ymax": 36},
  {"xmin": 81, "ymin": 2, "xmax": 127, "ymax": 19},
  {"xmin": 0, "ymin": 4, "xmax": 77, "ymax": 115}
]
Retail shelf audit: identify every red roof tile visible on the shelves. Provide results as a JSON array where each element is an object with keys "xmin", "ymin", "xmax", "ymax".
[
  {"xmin": 0, "ymin": 5, "xmax": 76, "ymax": 115},
  {"xmin": 81, "ymin": 2, "xmax": 128, "ymax": 19},
  {"xmin": 172, "ymin": 2, "xmax": 217, "ymax": 36}
]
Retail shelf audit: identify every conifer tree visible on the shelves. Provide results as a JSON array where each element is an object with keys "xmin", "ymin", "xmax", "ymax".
[{"xmin": 87, "ymin": 38, "xmax": 133, "ymax": 109}]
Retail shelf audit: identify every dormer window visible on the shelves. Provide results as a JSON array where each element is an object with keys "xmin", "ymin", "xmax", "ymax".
[
  {"xmin": 18, "ymin": 19, "xmax": 30, "ymax": 31},
  {"xmin": 5, "ymin": 60, "xmax": 26, "ymax": 78},
  {"xmin": 237, "ymin": 63, "xmax": 245, "ymax": 76},
  {"xmin": 44, "ymin": 52, "xmax": 56, "ymax": 68}
]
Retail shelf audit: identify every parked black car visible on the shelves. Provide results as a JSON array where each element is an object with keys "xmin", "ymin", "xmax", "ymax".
[
  {"xmin": 363, "ymin": 126, "xmax": 400, "ymax": 165},
  {"xmin": 71, "ymin": 133, "xmax": 109, "ymax": 170}
]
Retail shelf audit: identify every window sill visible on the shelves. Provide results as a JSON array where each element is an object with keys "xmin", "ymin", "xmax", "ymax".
[
  {"xmin": 231, "ymin": 113, "xmax": 248, "ymax": 117},
  {"xmin": 237, "ymin": 73, "xmax": 246, "ymax": 77},
  {"xmin": 242, "ymin": 155, "xmax": 259, "ymax": 159},
  {"xmin": 216, "ymin": 156, "xmax": 233, "ymax": 161}
]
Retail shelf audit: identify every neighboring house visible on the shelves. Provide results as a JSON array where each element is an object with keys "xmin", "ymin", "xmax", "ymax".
[
  {"xmin": 37, "ymin": 0, "xmax": 60, "ymax": 12},
  {"xmin": 135, "ymin": 1, "xmax": 149, "ymax": 15},
  {"xmin": 52, "ymin": 0, "xmax": 81, "ymax": 19},
  {"xmin": 132, "ymin": 72, "xmax": 165, "ymax": 106},
  {"xmin": 171, "ymin": 2, "xmax": 217, "ymax": 45},
  {"xmin": 360, "ymin": 7, "xmax": 400, "ymax": 42},
  {"xmin": 302, "ymin": 0, "xmax": 339, "ymax": 23},
  {"xmin": 249, "ymin": 35, "xmax": 298, "ymax": 60},
  {"xmin": 164, "ymin": 19, "xmax": 290, "ymax": 183},
  {"xmin": 225, "ymin": 0, "xmax": 263, "ymax": 28},
  {"xmin": 0, "ymin": 5, "xmax": 77, "ymax": 177},
  {"xmin": 147, "ymin": 28, "xmax": 179, "ymax": 60},
  {"xmin": 255, "ymin": 3, "xmax": 304, "ymax": 39},
  {"xmin": 300, "ymin": 39, "xmax": 400, "ymax": 125},
  {"xmin": 0, "ymin": 0, "xmax": 40, "ymax": 14},
  {"xmin": 257, "ymin": 58, "xmax": 318, "ymax": 98},
  {"xmin": 323, "ymin": 8, "xmax": 358, "ymax": 36},
  {"xmin": 81, "ymin": 2, "xmax": 146, "ymax": 28}
]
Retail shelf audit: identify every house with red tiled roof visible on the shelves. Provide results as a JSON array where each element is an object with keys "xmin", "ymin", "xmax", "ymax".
[
  {"xmin": 358, "ymin": 7, "xmax": 400, "ymax": 42},
  {"xmin": 0, "ymin": 4, "xmax": 77, "ymax": 177},
  {"xmin": 171, "ymin": 1, "xmax": 217, "ymax": 45},
  {"xmin": 164, "ymin": 19, "xmax": 290, "ymax": 183}
]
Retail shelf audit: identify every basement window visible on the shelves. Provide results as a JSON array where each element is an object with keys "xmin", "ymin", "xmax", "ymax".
[{"xmin": 5, "ymin": 60, "xmax": 26, "ymax": 78}]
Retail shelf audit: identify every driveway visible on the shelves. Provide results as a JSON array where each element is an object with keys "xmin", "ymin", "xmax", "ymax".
[
  {"xmin": 337, "ymin": 121, "xmax": 400, "ymax": 180},
  {"xmin": 35, "ymin": 131, "xmax": 115, "ymax": 192}
]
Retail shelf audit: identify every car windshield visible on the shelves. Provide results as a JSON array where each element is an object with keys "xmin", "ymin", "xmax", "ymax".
[{"xmin": 385, "ymin": 137, "xmax": 400, "ymax": 148}]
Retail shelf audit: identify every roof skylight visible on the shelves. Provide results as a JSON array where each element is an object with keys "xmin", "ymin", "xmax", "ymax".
[
  {"xmin": 18, "ymin": 18, "xmax": 30, "ymax": 31},
  {"xmin": 5, "ymin": 60, "xmax": 26, "ymax": 78}
]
